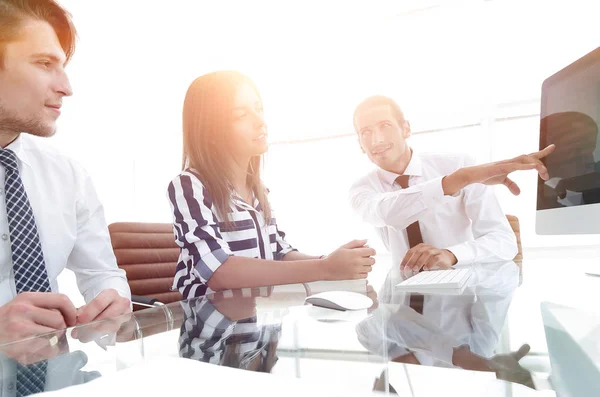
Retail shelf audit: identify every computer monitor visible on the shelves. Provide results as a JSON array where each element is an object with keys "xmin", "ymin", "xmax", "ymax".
[
  {"xmin": 536, "ymin": 46, "xmax": 600, "ymax": 235},
  {"xmin": 541, "ymin": 302, "xmax": 600, "ymax": 397}
]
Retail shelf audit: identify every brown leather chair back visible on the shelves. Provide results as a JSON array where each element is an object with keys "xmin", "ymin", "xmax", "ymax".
[
  {"xmin": 108, "ymin": 223, "xmax": 183, "ymax": 307},
  {"xmin": 506, "ymin": 215, "xmax": 523, "ymax": 265}
]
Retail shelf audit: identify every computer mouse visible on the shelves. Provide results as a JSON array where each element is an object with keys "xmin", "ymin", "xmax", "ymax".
[{"xmin": 304, "ymin": 291, "xmax": 373, "ymax": 311}]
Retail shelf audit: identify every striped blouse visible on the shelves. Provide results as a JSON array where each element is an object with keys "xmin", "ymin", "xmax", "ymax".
[
  {"xmin": 179, "ymin": 288, "xmax": 280, "ymax": 370},
  {"xmin": 167, "ymin": 170, "xmax": 295, "ymax": 298}
]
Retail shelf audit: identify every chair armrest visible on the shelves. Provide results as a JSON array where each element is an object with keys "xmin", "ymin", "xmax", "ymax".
[{"xmin": 131, "ymin": 294, "xmax": 163, "ymax": 307}]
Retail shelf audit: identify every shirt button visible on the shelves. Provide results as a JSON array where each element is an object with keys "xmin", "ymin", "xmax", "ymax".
[
  {"xmin": 8, "ymin": 382, "xmax": 14, "ymax": 390},
  {"xmin": 0, "ymin": 188, "xmax": 4, "ymax": 195},
  {"xmin": 1, "ymin": 234, "xmax": 8, "ymax": 241}
]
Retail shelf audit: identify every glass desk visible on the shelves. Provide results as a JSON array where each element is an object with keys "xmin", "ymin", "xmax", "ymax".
[{"xmin": 1, "ymin": 260, "xmax": 598, "ymax": 396}]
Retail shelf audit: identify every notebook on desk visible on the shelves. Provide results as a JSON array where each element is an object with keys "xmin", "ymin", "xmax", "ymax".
[{"xmin": 394, "ymin": 268, "xmax": 473, "ymax": 294}]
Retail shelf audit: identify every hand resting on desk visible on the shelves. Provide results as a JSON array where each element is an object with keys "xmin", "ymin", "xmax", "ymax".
[
  {"xmin": 0, "ymin": 292, "xmax": 77, "ymax": 345},
  {"xmin": 400, "ymin": 243, "xmax": 458, "ymax": 275}
]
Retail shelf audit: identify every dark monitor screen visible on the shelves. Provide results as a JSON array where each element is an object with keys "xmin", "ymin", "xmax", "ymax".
[{"xmin": 537, "ymin": 47, "xmax": 600, "ymax": 212}]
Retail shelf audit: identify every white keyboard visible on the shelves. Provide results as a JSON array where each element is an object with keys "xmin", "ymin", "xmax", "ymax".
[{"xmin": 395, "ymin": 267, "xmax": 473, "ymax": 293}]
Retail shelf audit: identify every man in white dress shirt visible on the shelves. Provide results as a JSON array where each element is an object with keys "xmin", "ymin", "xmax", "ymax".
[
  {"xmin": 349, "ymin": 95, "xmax": 555, "ymax": 274},
  {"xmin": 0, "ymin": 0, "xmax": 131, "ymax": 346}
]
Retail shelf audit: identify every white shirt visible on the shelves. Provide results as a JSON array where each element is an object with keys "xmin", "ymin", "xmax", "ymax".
[
  {"xmin": 0, "ymin": 135, "xmax": 130, "ymax": 306},
  {"xmin": 349, "ymin": 151, "xmax": 518, "ymax": 268},
  {"xmin": 358, "ymin": 261, "xmax": 520, "ymax": 364}
]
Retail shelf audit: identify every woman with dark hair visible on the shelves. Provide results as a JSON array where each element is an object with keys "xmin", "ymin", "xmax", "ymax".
[{"xmin": 168, "ymin": 71, "xmax": 375, "ymax": 298}]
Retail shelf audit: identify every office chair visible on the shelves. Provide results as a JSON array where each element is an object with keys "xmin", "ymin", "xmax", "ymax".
[
  {"xmin": 109, "ymin": 217, "xmax": 523, "ymax": 310},
  {"xmin": 505, "ymin": 215, "xmax": 523, "ymax": 267},
  {"xmin": 108, "ymin": 222, "xmax": 182, "ymax": 310}
]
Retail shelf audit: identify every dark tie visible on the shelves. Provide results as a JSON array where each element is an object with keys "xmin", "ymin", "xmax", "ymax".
[
  {"xmin": 395, "ymin": 175, "xmax": 424, "ymax": 314},
  {"xmin": 16, "ymin": 360, "xmax": 48, "ymax": 396},
  {"xmin": 0, "ymin": 149, "xmax": 51, "ymax": 293}
]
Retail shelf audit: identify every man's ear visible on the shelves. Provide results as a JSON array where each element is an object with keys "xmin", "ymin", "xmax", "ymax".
[
  {"xmin": 358, "ymin": 137, "xmax": 365, "ymax": 153},
  {"xmin": 403, "ymin": 120, "xmax": 412, "ymax": 139}
]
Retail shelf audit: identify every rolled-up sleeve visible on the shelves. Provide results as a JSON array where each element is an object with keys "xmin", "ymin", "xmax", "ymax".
[
  {"xmin": 66, "ymin": 171, "xmax": 130, "ymax": 303},
  {"xmin": 349, "ymin": 175, "xmax": 448, "ymax": 229},
  {"xmin": 272, "ymin": 221, "xmax": 296, "ymax": 260},
  {"xmin": 168, "ymin": 173, "xmax": 233, "ymax": 297},
  {"xmin": 443, "ymin": 157, "xmax": 518, "ymax": 265}
]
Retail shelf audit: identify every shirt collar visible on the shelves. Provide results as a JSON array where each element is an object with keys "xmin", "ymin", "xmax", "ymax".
[
  {"xmin": 3, "ymin": 134, "xmax": 31, "ymax": 168},
  {"xmin": 232, "ymin": 192, "xmax": 260, "ymax": 213},
  {"xmin": 379, "ymin": 149, "xmax": 423, "ymax": 186}
]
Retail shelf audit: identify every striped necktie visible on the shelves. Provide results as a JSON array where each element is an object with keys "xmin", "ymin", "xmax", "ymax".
[
  {"xmin": 16, "ymin": 360, "xmax": 48, "ymax": 396},
  {"xmin": 0, "ymin": 148, "xmax": 50, "ymax": 293}
]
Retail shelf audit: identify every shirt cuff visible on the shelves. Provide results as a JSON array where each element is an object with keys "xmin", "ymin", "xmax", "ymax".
[
  {"xmin": 198, "ymin": 247, "xmax": 233, "ymax": 283},
  {"xmin": 89, "ymin": 279, "xmax": 132, "ymax": 304},
  {"xmin": 419, "ymin": 176, "xmax": 447, "ymax": 207},
  {"xmin": 444, "ymin": 241, "xmax": 476, "ymax": 266},
  {"xmin": 430, "ymin": 342, "xmax": 458, "ymax": 365},
  {"xmin": 389, "ymin": 346, "xmax": 411, "ymax": 360},
  {"xmin": 196, "ymin": 299, "xmax": 235, "ymax": 329},
  {"xmin": 275, "ymin": 247, "xmax": 297, "ymax": 261},
  {"xmin": 412, "ymin": 337, "xmax": 459, "ymax": 365}
]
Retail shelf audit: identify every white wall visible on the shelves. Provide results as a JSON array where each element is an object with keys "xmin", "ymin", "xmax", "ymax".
[{"xmin": 48, "ymin": 0, "xmax": 600, "ymax": 254}]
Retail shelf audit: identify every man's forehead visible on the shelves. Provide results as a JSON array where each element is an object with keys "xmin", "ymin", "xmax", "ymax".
[
  {"xmin": 355, "ymin": 104, "xmax": 395, "ymax": 128},
  {"xmin": 5, "ymin": 19, "xmax": 66, "ymax": 63}
]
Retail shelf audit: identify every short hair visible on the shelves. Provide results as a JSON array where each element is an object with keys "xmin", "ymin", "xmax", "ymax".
[
  {"xmin": 353, "ymin": 95, "xmax": 406, "ymax": 132},
  {"xmin": 0, "ymin": 0, "xmax": 76, "ymax": 64}
]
